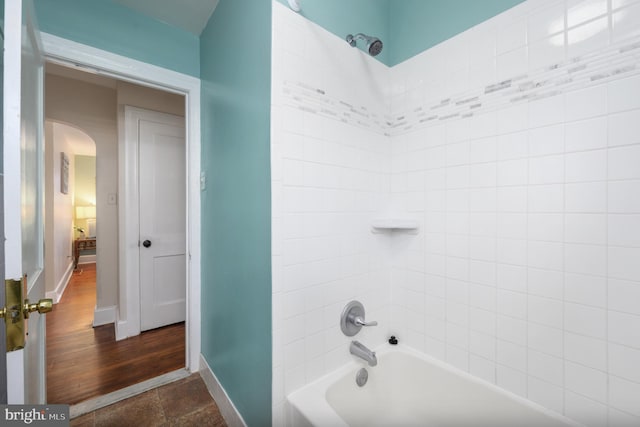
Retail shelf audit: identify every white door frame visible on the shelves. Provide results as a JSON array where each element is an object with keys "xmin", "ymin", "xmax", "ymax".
[
  {"xmin": 40, "ymin": 33, "xmax": 201, "ymax": 372},
  {"xmin": 123, "ymin": 106, "xmax": 186, "ymax": 335}
]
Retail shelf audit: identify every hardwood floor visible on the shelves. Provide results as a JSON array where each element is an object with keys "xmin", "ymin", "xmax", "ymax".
[{"xmin": 47, "ymin": 263, "xmax": 185, "ymax": 405}]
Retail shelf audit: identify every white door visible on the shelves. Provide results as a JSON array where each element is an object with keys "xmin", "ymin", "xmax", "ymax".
[
  {"xmin": 138, "ymin": 112, "xmax": 186, "ymax": 331},
  {"xmin": 4, "ymin": 0, "xmax": 47, "ymax": 404}
]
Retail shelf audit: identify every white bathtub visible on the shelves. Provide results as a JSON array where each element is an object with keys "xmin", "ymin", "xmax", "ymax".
[{"xmin": 287, "ymin": 345, "xmax": 582, "ymax": 427}]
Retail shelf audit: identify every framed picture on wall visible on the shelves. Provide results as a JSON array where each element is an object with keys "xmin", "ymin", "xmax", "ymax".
[{"xmin": 60, "ymin": 152, "xmax": 69, "ymax": 194}]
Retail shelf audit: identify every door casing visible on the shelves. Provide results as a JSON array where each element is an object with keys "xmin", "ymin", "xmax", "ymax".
[{"xmin": 41, "ymin": 33, "xmax": 202, "ymax": 372}]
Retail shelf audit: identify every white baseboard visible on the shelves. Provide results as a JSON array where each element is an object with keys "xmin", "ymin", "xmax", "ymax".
[
  {"xmin": 199, "ymin": 354, "xmax": 247, "ymax": 427},
  {"xmin": 93, "ymin": 305, "xmax": 116, "ymax": 326},
  {"xmin": 115, "ymin": 319, "xmax": 131, "ymax": 341},
  {"xmin": 46, "ymin": 261, "xmax": 74, "ymax": 304},
  {"xmin": 114, "ymin": 318, "xmax": 142, "ymax": 341},
  {"xmin": 78, "ymin": 254, "xmax": 96, "ymax": 264}
]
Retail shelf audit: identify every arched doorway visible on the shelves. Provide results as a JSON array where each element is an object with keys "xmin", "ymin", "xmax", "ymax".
[{"xmin": 44, "ymin": 120, "xmax": 96, "ymax": 302}]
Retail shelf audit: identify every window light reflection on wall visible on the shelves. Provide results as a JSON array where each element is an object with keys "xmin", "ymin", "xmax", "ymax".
[
  {"xmin": 548, "ymin": 2, "xmax": 619, "ymax": 46},
  {"xmin": 75, "ymin": 205, "xmax": 96, "ymax": 219}
]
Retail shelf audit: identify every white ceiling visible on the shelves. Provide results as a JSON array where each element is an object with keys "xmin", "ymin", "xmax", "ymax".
[{"xmin": 115, "ymin": 0, "xmax": 220, "ymax": 35}]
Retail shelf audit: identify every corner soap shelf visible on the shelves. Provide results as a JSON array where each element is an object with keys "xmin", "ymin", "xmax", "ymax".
[{"xmin": 371, "ymin": 219, "xmax": 419, "ymax": 234}]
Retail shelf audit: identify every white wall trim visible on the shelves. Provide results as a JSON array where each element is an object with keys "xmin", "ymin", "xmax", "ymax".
[
  {"xmin": 115, "ymin": 320, "xmax": 128, "ymax": 341},
  {"xmin": 93, "ymin": 305, "xmax": 116, "ymax": 327},
  {"xmin": 199, "ymin": 354, "xmax": 247, "ymax": 427},
  {"xmin": 40, "ymin": 32, "xmax": 202, "ymax": 373},
  {"xmin": 45, "ymin": 260, "xmax": 74, "ymax": 304}
]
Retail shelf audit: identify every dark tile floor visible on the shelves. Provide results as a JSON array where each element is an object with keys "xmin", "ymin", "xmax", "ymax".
[{"xmin": 71, "ymin": 374, "xmax": 227, "ymax": 427}]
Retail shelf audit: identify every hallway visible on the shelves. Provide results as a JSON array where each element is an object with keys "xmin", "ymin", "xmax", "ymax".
[{"xmin": 47, "ymin": 263, "xmax": 186, "ymax": 404}]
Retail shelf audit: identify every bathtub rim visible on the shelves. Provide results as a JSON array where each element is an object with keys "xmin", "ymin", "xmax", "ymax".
[{"xmin": 286, "ymin": 343, "xmax": 584, "ymax": 427}]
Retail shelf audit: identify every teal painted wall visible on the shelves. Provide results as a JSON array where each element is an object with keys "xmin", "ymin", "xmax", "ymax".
[
  {"xmin": 33, "ymin": 0, "xmax": 199, "ymax": 77},
  {"xmin": 275, "ymin": 0, "xmax": 390, "ymax": 65},
  {"xmin": 276, "ymin": 0, "xmax": 525, "ymax": 66},
  {"xmin": 199, "ymin": 0, "xmax": 272, "ymax": 425},
  {"xmin": 389, "ymin": 0, "xmax": 525, "ymax": 66}
]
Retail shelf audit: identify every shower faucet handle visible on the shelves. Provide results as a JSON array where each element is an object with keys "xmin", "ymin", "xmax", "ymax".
[
  {"xmin": 340, "ymin": 300, "xmax": 378, "ymax": 336},
  {"xmin": 354, "ymin": 316, "xmax": 378, "ymax": 327}
]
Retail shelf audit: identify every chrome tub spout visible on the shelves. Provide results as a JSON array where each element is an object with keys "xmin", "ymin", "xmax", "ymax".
[{"xmin": 350, "ymin": 340, "xmax": 377, "ymax": 367}]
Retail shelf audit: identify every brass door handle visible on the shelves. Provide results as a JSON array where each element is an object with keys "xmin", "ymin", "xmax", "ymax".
[
  {"xmin": 2, "ymin": 277, "xmax": 54, "ymax": 351},
  {"xmin": 23, "ymin": 298, "xmax": 53, "ymax": 319}
]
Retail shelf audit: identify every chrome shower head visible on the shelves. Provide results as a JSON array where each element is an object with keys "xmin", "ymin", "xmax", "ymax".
[{"xmin": 346, "ymin": 33, "xmax": 383, "ymax": 57}]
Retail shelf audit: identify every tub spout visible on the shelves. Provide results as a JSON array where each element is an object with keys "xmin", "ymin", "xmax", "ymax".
[{"xmin": 350, "ymin": 340, "xmax": 377, "ymax": 367}]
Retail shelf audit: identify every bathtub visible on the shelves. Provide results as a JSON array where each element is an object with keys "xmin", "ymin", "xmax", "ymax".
[{"xmin": 287, "ymin": 345, "xmax": 581, "ymax": 427}]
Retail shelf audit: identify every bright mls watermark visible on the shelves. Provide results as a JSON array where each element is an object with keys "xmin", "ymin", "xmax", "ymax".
[{"xmin": 1, "ymin": 405, "xmax": 69, "ymax": 426}]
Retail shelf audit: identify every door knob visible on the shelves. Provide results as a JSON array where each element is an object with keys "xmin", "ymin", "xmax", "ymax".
[
  {"xmin": 143, "ymin": 240, "xmax": 152, "ymax": 248},
  {"xmin": 2, "ymin": 277, "xmax": 54, "ymax": 352},
  {"xmin": 23, "ymin": 298, "xmax": 53, "ymax": 319}
]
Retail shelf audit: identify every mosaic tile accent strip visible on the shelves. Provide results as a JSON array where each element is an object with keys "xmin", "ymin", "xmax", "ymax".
[
  {"xmin": 282, "ymin": 34, "xmax": 640, "ymax": 137},
  {"xmin": 281, "ymin": 80, "xmax": 390, "ymax": 134}
]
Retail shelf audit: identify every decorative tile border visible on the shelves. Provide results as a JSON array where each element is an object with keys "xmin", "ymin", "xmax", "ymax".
[
  {"xmin": 281, "ymin": 33, "xmax": 640, "ymax": 137},
  {"xmin": 281, "ymin": 80, "xmax": 390, "ymax": 135}
]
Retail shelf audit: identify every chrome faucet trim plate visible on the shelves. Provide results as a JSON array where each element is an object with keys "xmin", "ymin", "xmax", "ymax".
[{"xmin": 340, "ymin": 300, "xmax": 377, "ymax": 336}]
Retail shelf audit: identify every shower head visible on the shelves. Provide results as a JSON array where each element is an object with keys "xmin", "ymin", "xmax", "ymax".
[{"xmin": 346, "ymin": 33, "xmax": 383, "ymax": 57}]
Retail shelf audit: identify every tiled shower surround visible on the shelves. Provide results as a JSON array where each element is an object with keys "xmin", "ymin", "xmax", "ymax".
[
  {"xmin": 271, "ymin": 0, "xmax": 640, "ymax": 426},
  {"xmin": 271, "ymin": 3, "xmax": 392, "ymax": 425}
]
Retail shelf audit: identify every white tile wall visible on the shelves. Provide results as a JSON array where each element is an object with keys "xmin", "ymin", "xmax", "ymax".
[
  {"xmin": 388, "ymin": 0, "xmax": 640, "ymax": 425},
  {"xmin": 273, "ymin": 0, "xmax": 640, "ymax": 425},
  {"xmin": 271, "ymin": 3, "xmax": 393, "ymax": 424}
]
